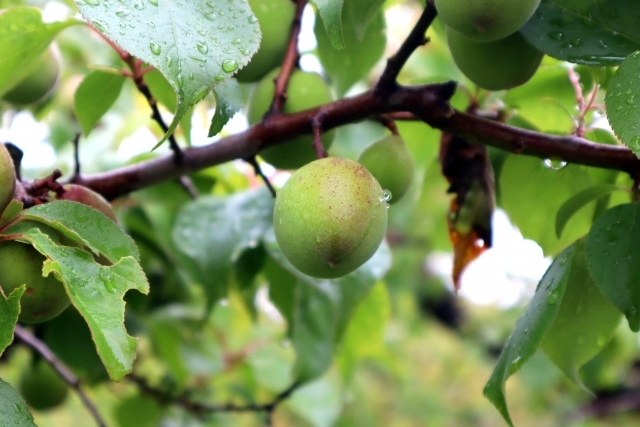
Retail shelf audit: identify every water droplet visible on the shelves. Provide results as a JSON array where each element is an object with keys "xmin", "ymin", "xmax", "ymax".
[
  {"xmin": 189, "ymin": 72, "xmax": 194, "ymax": 80},
  {"xmin": 214, "ymin": 74, "xmax": 226, "ymax": 81},
  {"xmin": 167, "ymin": 56, "xmax": 176, "ymax": 67},
  {"xmin": 197, "ymin": 41, "xmax": 208, "ymax": 54},
  {"xmin": 92, "ymin": 19, "xmax": 109, "ymax": 33},
  {"xmin": 148, "ymin": 21, "xmax": 156, "ymax": 28},
  {"xmin": 239, "ymin": 47, "xmax": 250, "ymax": 55},
  {"xmin": 508, "ymin": 356, "xmax": 523, "ymax": 374},
  {"xmin": 133, "ymin": 0, "xmax": 145, "ymax": 9},
  {"xmin": 543, "ymin": 158, "xmax": 567, "ymax": 170},
  {"xmin": 204, "ymin": 12, "xmax": 216, "ymax": 20},
  {"xmin": 221, "ymin": 59, "xmax": 238, "ymax": 73},
  {"xmin": 115, "ymin": 6, "xmax": 131, "ymax": 17},
  {"xmin": 547, "ymin": 291, "xmax": 559, "ymax": 305},
  {"xmin": 570, "ymin": 37, "xmax": 582, "ymax": 46},
  {"xmin": 148, "ymin": 0, "xmax": 158, "ymax": 6},
  {"xmin": 177, "ymin": 73, "xmax": 184, "ymax": 87},
  {"xmin": 149, "ymin": 42, "xmax": 161, "ymax": 55},
  {"xmin": 190, "ymin": 55, "xmax": 207, "ymax": 65},
  {"xmin": 549, "ymin": 31, "xmax": 564, "ymax": 41},
  {"xmin": 382, "ymin": 189, "xmax": 392, "ymax": 203},
  {"xmin": 248, "ymin": 15, "xmax": 258, "ymax": 24},
  {"xmin": 85, "ymin": 0, "xmax": 100, "ymax": 5},
  {"xmin": 231, "ymin": 38, "xmax": 241, "ymax": 45},
  {"xmin": 559, "ymin": 255, "xmax": 568, "ymax": 266}
]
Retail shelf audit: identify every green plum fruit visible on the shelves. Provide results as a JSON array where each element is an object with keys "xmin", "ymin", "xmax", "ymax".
[
  {"xmin": 236, "ymin": 0, "xmax": 295, "ymax": 83},
  {"xmin": 0, "ymin": 143, "xmax": 16, "ymax": 213},
  {"xmin": 435, "ymin": 0, "xmax": 540, "ymax": 42},
  {"xmin": 247, "ymin": 68, "xmax": 335, "ymax": 169},
  {"xmin": 0, "ymin": 235, "xmax": 70, "ymax": 324},
  {"xmin": 19, "ymin": 361, "xmax": 69, "ymax": 411},
  {"xmin": 3, "ymin": 46, "xmax": 60, "ymax": 106},
  {"xmin": 358, "ymin": 134, "xmax": 415, "ymax": 204},
  {"xmin": 274, "ymin": 157, "xmax": 388, "ymax": 278},
  {"xmin": 58, "ymin": 184, "xmax": 116, "ymax": 222},
  {"xmin": 447, "ymin": 27, "xmax": 543, "ymax": 91}
]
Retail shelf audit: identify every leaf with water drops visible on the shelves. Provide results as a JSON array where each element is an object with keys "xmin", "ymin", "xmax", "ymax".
[
  {"xmin": 74, "ymin": 0, "xmax": 261, "ymax": 149},
  {"xmin": 0, "ymin": 379, "xmax": 37, "ymax": 427},
  {"xmin": 484, "ymin": 244, "xmax": 575, "ymax": 427},
  {"xmin": 605, "ymin": 52, "xmax": 640, "ymax": 155},
  {"xmin": 0, "ymin": 7, "xmax": 80, "ymax": 96},
  {"xmin": 23, "ymin": 227, "xmax": 149, "ymax": 381},
  {"xmin": 75, "ymin": 70, "xmax": 126, "ymax": 136},
  {"xmin": 541, "ymin": 238, "xmax": 622, "ymax": 391},
  {"xmin": 586, "ymin": 203, "xmax": 640, "ymax": 332},
  {"xmin": 520, "ymin": 0, "xmax": 640, "ymax": 66},
  {"xmin": 311, "ymin": 0, "xmax": 345, "ymax": 49},
  {"xmin": 208, "ymin": 77, "xmax": 243, "ymax": 137},
  {"xmin": 0, "ymin": 286, "xmax": 25, "ymax": 357}
]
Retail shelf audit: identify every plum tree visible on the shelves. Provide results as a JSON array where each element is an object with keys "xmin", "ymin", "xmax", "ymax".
[
  {"xmin": 19, "ymin": 360, "xmax": 68, "ymax": 411},
  {"xmin": 447, "ymin": 28, "xmax": 543, "ymax": 91},
  {"xmin": 236, "ymin": 0, "xmax": 295, "ymax": 83},
  {"xmin": 2, "ymin": 46, "xmax": 59, "ymax": 106},
  {"xmin": 274, "ymin": 157, "xmax": 388, "ymax": 278},
  {"xmin": 0, "ymin": 143, "xmax": 15, "ymax": 213},
  {"xmin": 358, "ymin": 134, "xmax": 415, "ymax": 204},
  {"xmin": 57, "ymin": 184, "xmax": 117, "ymax": 222},
  {"xmin": 247, "ymin": 68, "xmax": 335, "ymax": 169},
  {"xmin": 435, "ymin": 0, "xmax": 541, "ymax": 42}
]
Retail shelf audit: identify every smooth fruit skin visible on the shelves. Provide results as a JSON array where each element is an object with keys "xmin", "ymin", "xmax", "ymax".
[
  {"xmin": 58, "ymin": 184, "xmax": 116, "ymax": 222},
  {"xmin": 435, "ymin": 0, "xmax": 541, "ymax": 42},
  {"xmin": 236, "ymin": 0, "xmax": 295, "ymax": 83},
  {"xmin": 0, "ymin": 143, "xmax": 16, "ymax": 213},
  {"xmin": 3, "ymin": 46, "xmax": 60, "ymax": 106},
  {"xmin": 447, "ymin": 27, "xmax": 543, "ymax": 91},
  {"xmin": 19, "ymin": 361, "xmax": 68, "ymax": 411},
  {"xmin": 358, "ymin": 134, "xmax": 415, "ymax": 204},
  {"xmin": 0, "ymin": 239, "xmax": 70, "ymax": 324},
  {"xmin": 274, "ymin": 157, "xmax": 388, "ymax": 278},
  {"xmin": 248, "ymin": 68, "xmax": 335, "ymax": 169}
]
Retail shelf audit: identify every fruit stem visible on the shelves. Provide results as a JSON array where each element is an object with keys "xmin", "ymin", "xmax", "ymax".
[{"xmin": 312, "ymin": 119, "xmax": 328, "ymax": 159}]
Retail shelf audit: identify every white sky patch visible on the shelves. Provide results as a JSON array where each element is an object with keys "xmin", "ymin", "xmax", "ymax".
[
  {"xmin": 41, "ymin": 1, "xmax": 70, "ymax": 23},
  {"xmin": 298, "ymin": 5, "xmax": 317, "ymax": 53},
  {"xmin": 0, "ymin": 111, "xmax": 55, "ymax": 170},
  {"xmin": 116, "ymin": 127, "xmax": 158, "ymax": 160}
]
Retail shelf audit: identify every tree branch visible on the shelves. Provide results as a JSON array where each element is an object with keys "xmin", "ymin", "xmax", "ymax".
[{"xmin": 13, "ymin": 325, "xmax": 107, "ymax": 427}]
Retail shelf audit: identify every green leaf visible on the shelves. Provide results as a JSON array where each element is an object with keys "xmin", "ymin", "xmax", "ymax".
[
  {"xmin": 144, "ymin": 68, "xmax": 176, "ymax": 111},
  {"xmin": 520, "ymin": 0, "xmax": 640, "ymax": 66},
  {"xmin": 484, "ymin": 244, "xmax": 576, "ymax": 427},
  {"xmin": 541, "ymin": 239, "xmax": 622, "ymax": 390},
  {"xmin": 605, "ymin": 52, "xmax": 640, "ymax": 154},
  {"xmin": 0, "ymin": 200, "xmax": 24, "ymax": 228},
  {"xmin": 208, "ymin": 78, "xmax": 243, "ymax": 137},
  {"xmin": 500, "ymin": 155, "xmax": 593, "ymax": 255},
  {"xmin": 74, "ymin": 0, "xmax": 261, "ymax": 148},
  {"xmin": 315, "ymin": 6, "xmax": 385, "ymax": 96},
  {"xmin": 0, "ymin": 379, "xmax": 37, "ymax": 427},
  {"xmin": 346, "ymin": 0, "xmax": 385, "ymax": 40},
  {"xmin": 311, "ymin": 0, "xmax": 345, "ymax": 49},
  {"xmin": 0, "ymin": 7, "xmax": 79, "ymax": 97},
  {"xmin": 24, "ymin": 228, "xmax": 149, "ymax": 381},
  {"xmin": 556, "ymin": 184, "xmax": 626, "ymax": 238},
  {"xmin": 74, "ymin": 70, "xmax": 126, "ymax": 136},
  {"xmin": 0, "ymin": 286, "xmax": 24, "ymax": 357},
  {"xmin": 586, "ymin": 203, "xmax": 640, "ymax": 331}
]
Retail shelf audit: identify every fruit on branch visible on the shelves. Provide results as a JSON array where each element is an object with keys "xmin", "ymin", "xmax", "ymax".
[
  {"xmin": 57, "ymin": 184, "xmax": 116, "ymax": 222},
  {"xmin": 248, "ymin": 68, "xmax": 335, "ymax": 169},
  {"xmin": 358, "ymin": 134, "xmax": 415, "ymax": 204},
  {"xmin": 19, "ymin": 360, "xmax": 69, "ymax": 411},
  {"xmin": 274, "ymin": 157, "xmax": 388, "ymax": 278},
  {"xmin": 236, "ymin": 0, "xmax": 296, "ymax": 83},
  {"xmin": 2, "ymin": 45, "xmax": 60, "ymax": 106},
  {"xmin": 0, "ymin": 143, "xmax": 16, "ymax": 213},
  {"xmin": 0, "ymin": 231, "xmax": 70, "ymax": 324},
  {"xmin": 447, "ymin": 28, "xmax": 543, "ymax": 91},
  {"xmin": 435, "ymin": 0, "xmax": 541, "ymax": 42}
]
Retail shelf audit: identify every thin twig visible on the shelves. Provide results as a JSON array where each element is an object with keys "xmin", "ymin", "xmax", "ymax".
[
  {"xmin": 311, "ymin": 118, "xmax": 328, "ymax": 159},
  {"xmin": 568, "ymin": 68, "xmax": 586, "ymax": 137},
  {"xmin": 13, "ymin": 325, "xmax": 108, "ymax": 427},
  {"xmin": 244, "ymin": 156, "xmax": 277, "ymax": 198},
  {"xmin": 73, "ymin": 132, "xmax": 81, "ymax": 177},
  {"xmin": 375, "ymin": 115, "xmax": 399, "ymax": 135},
  {"xmin": 177, "ymin": 176, "xmax": 199, "ymax": 199}
]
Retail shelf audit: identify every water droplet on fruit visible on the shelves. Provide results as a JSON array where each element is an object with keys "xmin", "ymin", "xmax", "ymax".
[
  {"xmin": 149, "ymin": 42, "xmax": 161, "ymax": 55},
  {"xmin": 543, "ymin": 158, "xmax": 567, "ymax": 170},
  {"xmin": 221, "ymin": 59, "xmax": 238, "ymax": 73},
  {"xmin": 381, "ymin": 189, "xmax": 392, "ymax": 203}
]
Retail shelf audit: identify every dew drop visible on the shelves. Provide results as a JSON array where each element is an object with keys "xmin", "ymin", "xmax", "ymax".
[
  {"xmin": 148, "ymin": 0, "xmax": 158, "ymax": 6},
  {"xmin": 248, "ymin": 15, "xmax": 258, "ymax": 24},
  {"xmin": 149, "ymin": 42, "xmax": 161, "ymax": 55},
  {"xmin": 92, "ymin": 19, "xmax": 109, "ymax": 33},
  {"xmin": 214, "ymin": 74, "xmax": 226, "ymax": 81},
  {"xmin": 548, "ymin": 31, "xmax": 564, "ymax": 41},
  {"xmin": 547, "ymin": 291, "xmax": 559, "ymax": 305},
  {"xmin": 177, "ymin": 73, "xmax": 184, "ymax": 87},
  {"xmin": 382, "ymin": 189, "xmax": 392, "ymax": 203},
  {"xmin": 543, "ymin": 158, "xmax": 567, "ymax": 170},
  {"xmin": 231, "ymin": 38, "xmax": 241, "ymax": 45},
  {"xmin": 115, "ymin": 6, "xmax": 131, "ymax": 17},
  {"xmin": 221, "ymin": 59, "xmax": 238, "ymax": 73},
  {"xmin": 197, "ymin": 41, "xmax": 208, "ymax": 54},
  {"xmin": 167, "ymin": 56, "xmax": 175, "ymax": 67},
  {"xmin": 85, "ymin": 0, "xmax": 100, "ymax": 6},
  {"xmin": 239, "ymin": 47, "xmax": 250, "ymax": 55}
]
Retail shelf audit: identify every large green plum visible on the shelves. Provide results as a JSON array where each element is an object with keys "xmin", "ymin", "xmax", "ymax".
[
  {"xmin": 3, "ymin": 46, "xmax": 60, "ymax": 106},
  {"xmin": 247, "ymin": 68, "xmax": 335, "ymax": 169},
  {"xmin": 435, "ymin": 0, "xmax": 540, "ymax": 42},
  {"xmin": 0, "ymin": 143, "xmax": 15, "ymax": 213},
  {"xmin": 19, "ymin": 361, "xmax": 68, "ymax": 411},
  {"xmin": 358, "ymin": 134, "xmax": 415, "ymax": 204},
  {"xmin": 236, "ymin": 0, "xmax": 295, "ymax": 83},
  {"xmin": 0, "ymin": 235, "xmax": 70, "ymax": 324},
  {"xmin": 58, "ymin": 184, "xmax": 116, "ymax": 222},
  {"xmin": 447, "ymin": 28, "xmax": 543, "ymax": 91},
  {"xmin": 274, "ymin": 157, "xmax": 388, "ymax": 278}
]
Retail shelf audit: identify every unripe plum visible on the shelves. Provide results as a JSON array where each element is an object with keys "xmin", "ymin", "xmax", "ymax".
[
  {"xmin": 248, "ymin": 68, "xmax": 335, "ymax": 169},
  {"xmin": 3, "ymin": 46, "xmax": 60, "ymax": 106},
  {"xmin": 58, "ymin": 184, "xmax": 116, "ymax": 222},
  {"xmin": 236, "ymin": 0, "xmax": 295, "ymax": 83},
  {"xmin": 435, "ymin": 0, "xmax": 541, "ymax": 42},
  {"xmin": 274, "ymin": 157, "xmax": 388, "ymax": 278},
  {"xmin": 447, "ymin": 28, "xmax": 543, "ymax": 91},
  {"xmin": 0, "ymin": 143, "xmax": 15, "ymax": 213},
  {"xmin": 358, "ymin": 134, "xmax": 415, "ymax": 204},
  {"xmin": 19, "ymin": 361, "xmax": 68, "ymax": 411}
]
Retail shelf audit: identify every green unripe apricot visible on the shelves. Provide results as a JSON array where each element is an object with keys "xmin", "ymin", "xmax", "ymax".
[
  {"xmin": 358, "ymin": 134, "xmax": 414, "ymax": 204},
  {"xmin": 274, "ymin": 157, "xmax": 388, "ymax": 278},
  {"xmin": 447, "ymin": 28, "xmax": 543, "ymax": 91},
  {"xmin": 19, "ymin": 361, "xmax": 68, "ymax": 411},
  {"xmin": 248, "ymin": 68, "xmax": 335, "ymax": 169},
  {"xmin": 3, "ymin": 46, "xmax": 60, "ymax": 106},
  {"xmin": 435, "ymin": 0, "xmax": 541, "ymax": 42},
  {"xmin": 58, "ymin": 184, "xmax": 116, "ymax": 222},
  {"xmin": 236, "ymin": 0, "xmax": 295, "ymax": 83},
  {"xmin": 0, "ymin": 143, "xmax": 15, "ymax": 213}
]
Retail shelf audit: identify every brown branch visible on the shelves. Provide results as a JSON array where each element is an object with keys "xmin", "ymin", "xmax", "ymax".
[
  {"xmin": 13, "ymin": 325, "xmax": 107, "ymax": 427},
  {"xmin": 312, "ymin": 118, "xmax": 328, "ymax": 159}
]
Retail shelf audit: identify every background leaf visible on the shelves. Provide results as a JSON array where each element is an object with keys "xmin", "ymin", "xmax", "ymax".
[
  {"xmin": 311, "ymin": 0, "xmax": 345, "ymax": 49},
  {"xmin": 346, "ymin": 0, "xmax": 385, "ymax": 40},
  {"xmin": 74, "ymin": 70, "xmax": 126, "ymax": 136},
  {"xmin": 0, "ymin": 379, "xmax": 37, "ymax": 427},
  {"xmin": 0, "ymin": 287, "xmax": 24, "ymax": 357},
  {"xmin": 208, "ymin": 78, "xmax": 243, "ymax": 137},
  {"xmin": 605, "ymin": 52, "xmax": 640, "ymax": 154}
]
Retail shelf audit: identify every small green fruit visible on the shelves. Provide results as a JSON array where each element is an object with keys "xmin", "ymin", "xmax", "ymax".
[
  {"xmin": 0, "ymin": 143, "xmax": 16, "ymax": 213},
  {"xmin": 0, "ymin": 236, "xmax": 70, "ymax": 324},
  {"xmin": 435, "ymin": 0, "xmax": 541, "ymax": 42},
  {"xmin": 247, "ymin": 68, "xmax": 335, "ymax": 169},
  {"xmin": 19, "ymin": 361, "xmax": 68, "ymax": 411},
  {"xmin": 58, "ymin": 184, "xmax": 116, "ymax": 222},
  {"xmin": 447, "ymin": 27, "xmax": 543, "ymax": 91},
  {"xmin": 3, "ymin": 46, "xmax": 60, "ymax": 106},
  {"xmin": 358, "ymin": 134, "xmax": 415, "ymax": 204},
  {"xmin": 274, "ymin": 157, "xmax": 388, "ymax": 278},
  {"xmin": 236, "ymin": 0, "xmax": 295, "ymax": 83}
]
